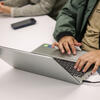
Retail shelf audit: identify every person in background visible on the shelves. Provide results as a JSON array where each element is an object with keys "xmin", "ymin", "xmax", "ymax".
[
  {"xmin": 0, "ymin": 0, "xmax": 67, "ymax": 19},
  {"xmin": 52, "ymin": 0, "xmax": 100, "ymax": 74}
]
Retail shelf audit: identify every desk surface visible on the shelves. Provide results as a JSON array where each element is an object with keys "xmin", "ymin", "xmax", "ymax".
[
  {"xmin": 0, "ymin": 15, "xmax": 100, "ymax": 100},
  {"xmin": 0, "ymin": 15, "xmax": 55, "ymax": 52}
]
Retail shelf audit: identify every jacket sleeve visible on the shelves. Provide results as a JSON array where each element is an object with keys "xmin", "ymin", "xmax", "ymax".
[
  {"xmin": 3, "ymin": 0, "xmax": 29, "ymax": 7},
  {"xmin": 7, "ymin": 0, "xmax": 56, "ymax": 17},
  {"xmin": 53, "ymin": 0, "xmax": 79, "ymax": 41}
]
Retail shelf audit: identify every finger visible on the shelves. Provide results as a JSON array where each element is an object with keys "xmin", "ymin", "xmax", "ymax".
[
  {"xmin": 82, "ymin": 62, "xmax": 92, "ymax": 72},
  {"xmin": 59, "ymin": 43, "xmax": 65, "ymax": 53},
  {"xmin": 0, "ymin": 2, "xmax": 4, "ymax": 5},
  {"xmin": 77, "ymin": 59, "xmax": 86, "ymax": 71},
  {"xmin": 52, "ymin": 42, "xmax": 65, "ymax": 53},
  {"xmin": 74, "ymin": 39, "xmax": 82, "ymax": 46},
  {"xmin": 63, "ymin": 42, "xmax": 71, "ymax": 55},
  {"xmin": 52, "ymin": 42, "xmax": 59, "ymax": 48},
  {"xmin": 0, "ymin": 9, "xmax": 2, "ymax": 12},
  {"xmin": 0, "ymin": 3, "xmax": 3, "ymax": 6},
  {"xmin": 74, "ymin": 58, "xmax": 81, "ymax": 69},
  {"xmin": 92, "ymin": 62, "xmax": 99, "ymax": 74},
  {"xmin": 1, "ymin": 2, "xmax": 4, "ymax": 5},
  {"xmin": 68, "ymin": 40, "xmax": 76, "ymax": 54}
]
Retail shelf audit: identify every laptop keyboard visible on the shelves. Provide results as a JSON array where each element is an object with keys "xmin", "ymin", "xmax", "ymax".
[{"xmin": 54, "ymin": 58, "xmax": 86, "ymax": 77}]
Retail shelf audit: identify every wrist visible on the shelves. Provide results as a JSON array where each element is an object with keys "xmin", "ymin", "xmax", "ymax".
[
  {"xmin": 97, "ymin": 50, "xmax": 100, "ymax": 53},
  {"xmin": 1, "ymin": 5, "xmax": 11, "ymax": 14}
]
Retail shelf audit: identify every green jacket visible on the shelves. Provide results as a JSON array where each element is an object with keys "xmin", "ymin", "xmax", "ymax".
[{"xmin": 53, "ymin": 0, "xmax": 98, "ymax": 42}]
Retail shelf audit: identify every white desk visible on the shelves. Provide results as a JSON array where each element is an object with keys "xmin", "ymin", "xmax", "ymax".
[
  {"xmin": 0, "ymin": 15, "xmax": 55, "ymax": 52},
  {"xmin": 0, "ymin": 15, "xmax": 100, "ymax": 100}
]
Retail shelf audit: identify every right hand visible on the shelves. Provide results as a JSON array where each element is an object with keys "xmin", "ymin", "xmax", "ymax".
[
  {"xmin": 0, "ymin": 3, "xmax": 11, "ymax": 14},
  {"xmin": 0, "ymin": 2, "xmax": 4, "ymax": 5},
  {"xmin": 52, "ymin": 36, "xmax": 81, "ymax": 55},
  {"xmin": 0, "ymin": 2, "xmax": 4, "ymax": 13}
]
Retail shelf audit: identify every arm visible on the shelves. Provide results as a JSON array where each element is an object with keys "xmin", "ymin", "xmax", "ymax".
[
  {"xmin": 52, "ymin": 0, "xmax": 82, "ymax": 54},
  {"xmin": 53, "ymin": 0, "xmax": 80, "ymax": 41},
  {"xmin": 10, "ymin": 0, "xmax": 56, "ymax": 17},
  {"xmin": 3, "ymin": 0, "xmax": 29, "ymax": 7}
]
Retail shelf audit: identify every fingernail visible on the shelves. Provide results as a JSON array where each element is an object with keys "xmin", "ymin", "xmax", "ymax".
[
  {"xmin": 91, "ymin": 71, "xmax": 94, "ymax": 74},
  {"xmin": 62, "ymin": 50, "xmax": 64, "ymax": 53},
  {"xmin": 83, "ymin": 69, "xmax": 85, "ymax": 72},
  {"xmin": 77, "ymin": 68, "xmax": 80, "ymax": 71},
  {"xmin": 74, "ymin": 66, "xmax": 77, "ymax": 69},
  {"xmin": 74, "ymin": 52, "xmax": 76, "ymax": 55},
  {"xmin": 68, "ymin": 52, "xmax": 71, "ymax": 55}
]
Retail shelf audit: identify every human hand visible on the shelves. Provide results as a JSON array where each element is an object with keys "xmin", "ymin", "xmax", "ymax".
[
  {"xmin": 0, "ymin": 2, "xmax": 4, "ymax": 5},
  {"xmin": 52, "ymin": 36, "xmax": 81, "ymax": 55},
  {"xmin": 0, "ymin": 3, "xmax": 11, "ymax": 14},
  {"xmin": 0, "ymin": 2, "xmax": 4, "ymax": 13},
  {"xmin": 74, "ymin": 50, "xmax": 100, "ymax": 74}
]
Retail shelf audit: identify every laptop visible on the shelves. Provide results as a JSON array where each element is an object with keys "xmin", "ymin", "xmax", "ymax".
[{"xmin": 0, "ymin": 44, "xmax": 94, "ymax": 85}]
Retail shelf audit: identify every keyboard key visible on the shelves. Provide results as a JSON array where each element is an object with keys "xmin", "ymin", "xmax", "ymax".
[{"xmin": 54, "ymin": 58, "xmax": 85, "ymax": 77}]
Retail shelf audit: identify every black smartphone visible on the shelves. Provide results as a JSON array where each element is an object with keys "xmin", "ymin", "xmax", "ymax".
[{"xmin": 11, "ymin": 18, "xmax": 36, "ymax": 30}]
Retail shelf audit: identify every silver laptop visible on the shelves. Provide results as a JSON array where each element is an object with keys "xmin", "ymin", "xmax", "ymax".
[{"xmin": 0, "ymin": 44, "xmax": 93, "ymax": 85}]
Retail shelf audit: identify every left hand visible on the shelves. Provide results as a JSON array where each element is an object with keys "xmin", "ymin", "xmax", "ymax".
[
  {"xmin": 0, "ymin": 3, "xmax": 11, "ymax": 14},
  {"xmin": 74, "ymin": 50, "xmax": 100, "ymax": 74}
]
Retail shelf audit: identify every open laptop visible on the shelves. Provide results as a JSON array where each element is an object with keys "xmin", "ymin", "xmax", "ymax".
[{"xmin": 0, "ymin": 44, "xmax": 94, "ymax": 85}]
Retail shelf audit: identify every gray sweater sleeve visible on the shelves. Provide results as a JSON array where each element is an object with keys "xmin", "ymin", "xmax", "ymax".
[
  {"xmin": 4, "ymin": 0, "xmax": 29, "ymax": 7},
  {"xmin": 4, "ymin": 0, "xmax": 56, "ymax": 17}
]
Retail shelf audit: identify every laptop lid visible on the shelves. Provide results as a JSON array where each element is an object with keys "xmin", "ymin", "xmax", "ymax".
[{"xmin": 0, "ymin": 45, "xmax": 82, "ymax": 84}]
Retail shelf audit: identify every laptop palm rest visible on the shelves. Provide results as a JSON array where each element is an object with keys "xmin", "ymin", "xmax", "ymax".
[{"xmin": 32, "ymin": 44, "xmax": 86, "ymax": 62}]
